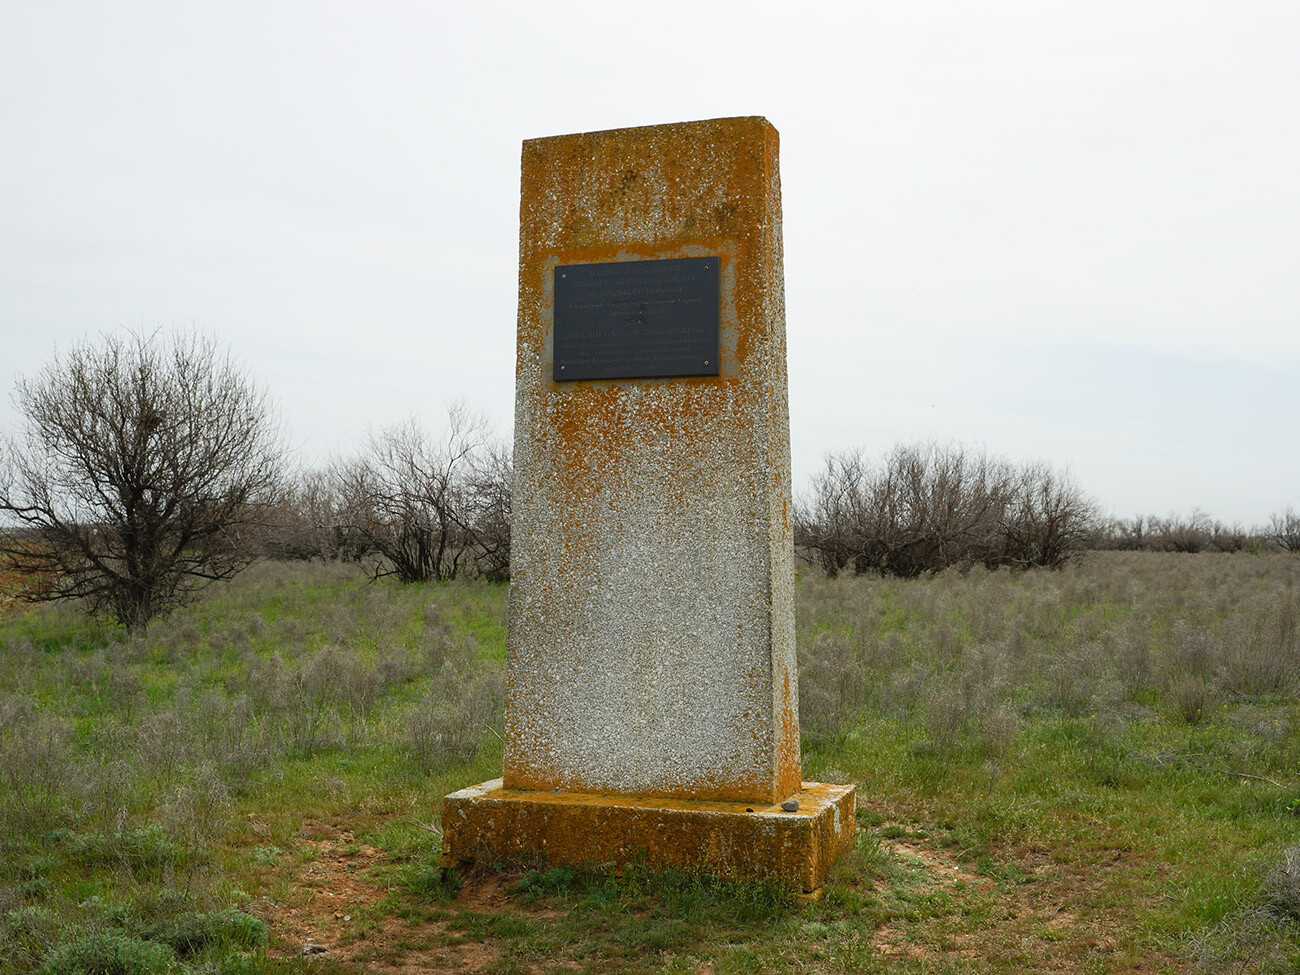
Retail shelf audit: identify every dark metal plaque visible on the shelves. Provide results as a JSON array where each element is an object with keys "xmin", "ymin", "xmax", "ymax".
[{"xmin": 553, "ymin": 257, "xmax": 719, "ymax": 381}]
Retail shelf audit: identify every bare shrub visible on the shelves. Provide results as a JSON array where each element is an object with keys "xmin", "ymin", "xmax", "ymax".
[
  {"xmin": 157, "ymin": 763, "xmax": 232, "ymax": 860},
  {"xmin": 1268, "ymin": 507, "xmax": 1300, "ymax": 553},
  {"xmin": 862, "ymin": 443, "xmax": 1011, "ymax": 577},
  {"xmin": 1148, "ymin": 509, "xmax": 1214, "ymax": 554},
  {"xmin": 957, "ymin": 641, "xmax": 1011, "ymax": 708},
  {"xmin": 1209, "ymin": 521, "xmax": 1250, "ymax": 553},
  {"xmin": 859, "ymin": 629, "xmax": 906, "ymax": 673},
  {"xmin": 887, "ymin": 661, "xmax": 933, "ymax": 717},
  {"xmin": 188, "ymin": 690, "xmax": 272, "ymax": 787},
  {"xmin": 466, "ymin": 441, "xmax": 512, "ymax": 582},
  {"xmin": 137, "ymin": 710, "xmax": 194, "ymax": 779},
  {"xmin": 207, "ymin": 620, "xmax": 253, "ymax": 657},
  {"xmin": 793, "ymin": 450, "xmax": 869, "ymax": 577},
  {"xmin": 1230, "ymin": 705, "xmax": 1292, "ymax": 742},
  {"xmin": 1214, "ymin": 617, "xmax": 1299, "ymax": 699},
  {"xmin": 251, "ymin": 467, "xmax": 373, "ymax": 562},
  {"xmin": 152, "ymin": 619, "xmax": 203, "ymax": 664},
  {"xmin": 979, "ymin": 706, "xmax": 1020, "ymax": 757},
  {"xmin": 1046, "ymin": 648, "xmax": 1103, "ymax": 716},
  {"xmin": 241, "ymin": 653, "xmax": 293, "ymax": 714},
  {"xmin": 1168, "ymin": 675, "xmax": 1214, "ymax": 724},
  {"xmin": 424, "ymin": 622, "xmax": 458, "ymax": 672},
  {"xmin": 1261, "ymin": 845, "xmax": 1300, "ymax": 923},
  {"xmin": 330, "ymin": 405, "xmax": 510, "ymax": 584},
  {"xmin": 1113, "ymin": 628, "xmax": 1154, "ymax": 700},
  {"xmin": 67, "ymin": 649, "xmax": 108, "ymax": 690},
  {"xmin": 1093, "ymin": 510, "xmax": 1269, "ymax": 554},
  {"xmin": 796, "ymin": 442, "xmax": 1095, "ymax": 578},
  {"xmin": 798, "ymin": 631, "xmax": 869, "ymax": 746},
  {"xmin": 1168, "ymin": 621, "xmax": 1215, "ymax": 680},
  {"xmin": 920, "ymin": 683, "xmax": 969, "ymax": 750},
  {"xmin": 106, "ymin": 668, "xmax": 145, "ymax": 720},
  {"xmin": 1189, "ymin": 906, "xmax": 1293, "ymax": 974},
  {"xmin": 376, "ymin": 645, "xmax": 418, "ymax": 687},
  {"xmin": 996, "ymin": 463, "xmax": 1098, "ymax": 570},
  {"xmin": 298, "ymin": 646, "xmax": 382, "ymax": 715},
  {"xmin": 407, "ymin": 664, "xmax": 505, "ymax": 770},
  {"xmin": 284, "ymin": 704, "xmax": 344, "ymax": 757},
  {"xmin": 0, "ymin": 712, "xmax": 73, "ymax": 832},
  {"xmin": 916, "ymin": 643, "xmax": 1014, "ymax": 750}
]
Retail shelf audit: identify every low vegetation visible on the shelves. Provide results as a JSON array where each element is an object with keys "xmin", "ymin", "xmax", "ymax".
[
  {"xmin": 1, "ymin": 552, "xmax": 1299, "ymax": 973},
  {"xmin": 795, "ymin": 443, "xmax": 1099, "ymax": 577}
]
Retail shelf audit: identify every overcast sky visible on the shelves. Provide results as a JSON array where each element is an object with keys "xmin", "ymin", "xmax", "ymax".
[{"xmin": 2, "ymin": 1, "xmax": 1296, "ymax": 525}]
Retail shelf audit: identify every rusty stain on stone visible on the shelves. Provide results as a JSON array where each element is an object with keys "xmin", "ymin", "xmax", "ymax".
[
  {"xmin": 441, "ymin": 116, "xmax": 854, "ymax": 887},
  {"xmin": 504, "ymin": 117, "xmax": 798, "ymax": 804},
  {"xmin": 442, "ymin": 779, "xmax": 855, "ymax": 893}
]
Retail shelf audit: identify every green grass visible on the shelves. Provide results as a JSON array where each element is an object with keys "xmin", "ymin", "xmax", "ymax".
[{"xmin": 1, "ymin": 553, "xmax": 1299, "ymax": 972}]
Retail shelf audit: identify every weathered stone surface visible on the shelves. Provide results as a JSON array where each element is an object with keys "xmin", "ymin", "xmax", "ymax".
[
  {"xmin": 441, "ymin": 779, "xmax": 856, "ymax": 892},
  {"xmin": 440, "ymin": 117, "xmax": 855, "ymax": 888},
  {"xmin": 503, "ymin": 117, "xmax": 799, "ymax": 804}
]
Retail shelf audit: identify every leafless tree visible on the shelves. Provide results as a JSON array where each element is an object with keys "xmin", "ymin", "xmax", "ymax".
[
  {"xmin": 1208, "ymin": 520, "xmax": 1250, "ymax": 553},
  {"xmin": 995, "ymin": 463, "xmax": 1098, "ymax": 569},
  {"xmin": 861, "ymin": 442, "xmax": 1012, "ymax": 577},
  {"xmin": 252, "ymin": 467, "xmax": 373, "ymax": 562},
  {"xmin": 466, "ymin": 440, "xmax": 512, "ymax": 582},
  {"xmin": 1270, "ymin": 508, "xmax": 1300, "ymax": 554},
  {"xmin": 1111, "ymin": 515, "xmax": 1149, "ymax": 551},
  {"xmin": 330, "ymin": 405, "xmax": 506, "ymax": 583},
  {"xmin": 796, "ymin": 443, "xmax": 1095, "ymax": 577},
  {"xmin": 0, "ymin": 330, "xmax": 284, "ymax": 631},
  {"xmin": 793, "ymin": 449, "xmax": 870, "ymax": 577},
  {"xmin": 1148, "ymin": 509, "xmax": 1213, "ymax": 553}
]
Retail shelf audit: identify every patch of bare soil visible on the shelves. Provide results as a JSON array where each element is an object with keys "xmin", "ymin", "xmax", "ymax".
[{"xmin": 261, "ymin": 822, "xmax": 555, "ymax": 973}]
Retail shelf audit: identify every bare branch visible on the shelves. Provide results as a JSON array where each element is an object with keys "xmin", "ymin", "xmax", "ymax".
[{"xmin": 0, "ymin": 329, "xmax": 285, "ymax": 631}]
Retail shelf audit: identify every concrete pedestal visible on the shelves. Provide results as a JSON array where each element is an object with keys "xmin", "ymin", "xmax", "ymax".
[{"xmin": 442, "ymin": 779, "xmax": 855, "ymax": 893}]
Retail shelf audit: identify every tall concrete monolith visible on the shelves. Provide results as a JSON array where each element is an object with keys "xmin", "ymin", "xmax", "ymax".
[{"xmin": 441, "ymin": 117, "xmax": 854, "ymax": 892}]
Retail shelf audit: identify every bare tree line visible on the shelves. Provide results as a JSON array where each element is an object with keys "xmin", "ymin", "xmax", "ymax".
[
  {"xmin": 2, "ymin": 328, "xmax": 1297, "ymax": 630},
  {"xmin": 795, "ymin": 443, "xmax": 1300, "ymax": 578},
  {"xmin": 0, "ymin": 330, "xmax": 513, "ymax": 631},
  {"xmin": 257, "ymin": 406, "xmax": 512, "ymax": 584},
  {"xmin": 1092, "ymin": 507, "xmax": 1300, "ymax": 555},
  {"xmin": 793, "ymin": 443, "xmax": 1098, "ymax": 577}
]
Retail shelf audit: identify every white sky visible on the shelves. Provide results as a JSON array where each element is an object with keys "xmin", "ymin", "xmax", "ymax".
[{"xmin": 2, "ymin": 1, "xmax": 1296, "ymax": 525}]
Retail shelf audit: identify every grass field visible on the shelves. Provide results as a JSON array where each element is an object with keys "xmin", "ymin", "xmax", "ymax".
[{"xmin": 2, "ymin": 552, "xmax": 1298, "ymax": 973}]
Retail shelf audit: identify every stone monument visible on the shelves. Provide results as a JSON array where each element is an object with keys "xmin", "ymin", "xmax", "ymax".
[{"xmin": 441, "ymin": 117, "xmax": 855, "ymax": 892}]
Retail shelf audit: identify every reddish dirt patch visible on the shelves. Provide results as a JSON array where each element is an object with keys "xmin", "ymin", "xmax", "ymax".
[
  {"xmin": 263, "ymin": 824, "xmax": 391, "ymax": 959},
  {"xmin": 260, "ymin": 822, "xmax": 558, "ymax": 973},
  {"xmin": 0, "ymin": 568, "xmax": 26, "ymax": 617}
]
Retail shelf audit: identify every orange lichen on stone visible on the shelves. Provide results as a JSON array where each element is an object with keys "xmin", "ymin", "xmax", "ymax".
[
  {"xmin": 438, "ymin": 117, "xmax": 845, "ymax": 889},
  {"xmin": 442, "ymin": 779, "xmax": 855, "ymax": 894},
  {"xmin": 503, "ymin": 117, "xmax": 797, "ymax": 805}
]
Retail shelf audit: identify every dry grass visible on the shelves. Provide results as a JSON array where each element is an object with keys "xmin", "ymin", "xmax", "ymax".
[
  {"xmin": 1, "ymin": 552, "xmax": 1299, "ymax": 973},
  {"xmin": 797, "ymin": 551, "xmax": 1300, "ymax": 749}
]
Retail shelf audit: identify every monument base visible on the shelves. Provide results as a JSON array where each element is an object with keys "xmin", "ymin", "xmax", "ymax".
[{"xmin": 440, "ymin": 780, "xmax": 856, "ymax": 893}]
